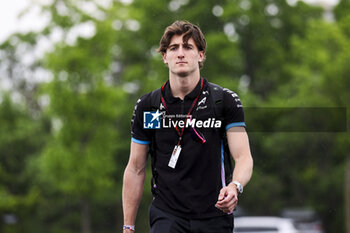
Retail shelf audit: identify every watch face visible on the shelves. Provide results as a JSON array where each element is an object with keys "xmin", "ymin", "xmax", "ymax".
[
  {"xmin": 237, "ymin": 184, "xmax": 243, "ymax": 193},
  {"xmin": 233, "ymin": 181, "xmax": 243, "ymax": 194}
]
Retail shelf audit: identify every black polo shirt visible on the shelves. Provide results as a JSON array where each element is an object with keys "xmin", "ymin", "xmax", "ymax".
[{"xmin": 131, "ymin": 78, "xmax": 245, "ymax": 219}]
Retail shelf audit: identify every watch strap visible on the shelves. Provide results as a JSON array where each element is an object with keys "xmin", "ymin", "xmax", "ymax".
[{"xmin": 123, "ymin": 225, "xmax": 135, "ymax": 231}]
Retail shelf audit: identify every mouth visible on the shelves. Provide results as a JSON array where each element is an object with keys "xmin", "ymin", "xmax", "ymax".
[{"xmin": 176, "ymin": 61, "xmax": 187, "ymax": 64}]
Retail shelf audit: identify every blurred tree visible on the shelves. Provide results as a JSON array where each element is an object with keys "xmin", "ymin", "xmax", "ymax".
[
  {"xmin": 34, "ymin": 17, "xmax": 129, "ymax": 232},
  {"xmin": 222, "ymin": 0, "xmax": 323, "ymax": 98},
  {"xmin": 334, "ymin": 0, "xmax": 350, "ymax": 23},
  {"xmin": 0, "ymin": 32, "xmax": 48, "ymax": 115},
  {"xmin": 258, "ymin": 19, "xmax": 349, "ymax": 232},
  {"xmin": 0, "ymin": 94, "xmax": 50, "ymax": 233}
]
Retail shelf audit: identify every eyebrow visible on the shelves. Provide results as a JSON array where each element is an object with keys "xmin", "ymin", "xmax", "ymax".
[
  {"xmin": 168, "ymin": 42, "xmax": 194, "ymax": 48},
  {"xmin": 168, "ymin": 44, "xmax": 179, "ymax": 48}
]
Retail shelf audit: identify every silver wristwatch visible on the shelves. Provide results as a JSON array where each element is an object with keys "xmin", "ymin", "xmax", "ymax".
[{"xmin": 231, "ymin": 181, "xmax": 243, "ymax": 195}]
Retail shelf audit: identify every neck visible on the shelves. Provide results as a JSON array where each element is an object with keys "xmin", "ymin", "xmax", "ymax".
[{"xmin": 169, "ymin": 71, "xmax": 201, "ymax": 100}]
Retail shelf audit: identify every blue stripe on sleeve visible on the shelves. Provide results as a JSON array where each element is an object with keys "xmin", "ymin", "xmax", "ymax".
[
  {"xmin": 131, "ymin": 137, "xmax": 151, "ymax": 145},
  {"xmin": 225, "ymin": 122, "xmax": 246, "ymax": 131}
]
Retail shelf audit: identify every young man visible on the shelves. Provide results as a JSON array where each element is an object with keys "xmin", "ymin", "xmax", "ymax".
[{"xmin": 122, "ymin": 20, "xmax": 253, "ymax": 233}]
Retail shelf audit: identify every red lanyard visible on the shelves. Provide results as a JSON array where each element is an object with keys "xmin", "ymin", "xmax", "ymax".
[{"xmin": 160, "ymin": 78, "xmax": 204, "ymax": 145}]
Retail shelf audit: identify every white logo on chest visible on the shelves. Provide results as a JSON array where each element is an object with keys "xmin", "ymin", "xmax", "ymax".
[{"xmin": 198, "ymin": 97, "xmax": 207, "ymax": 106}]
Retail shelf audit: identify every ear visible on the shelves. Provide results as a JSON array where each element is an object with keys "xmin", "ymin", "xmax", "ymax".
[
  {"xmin": 162, "ymin": 53, "xmax": 168, "ymax": 64},
  {"xmin": 198, "ymin": 51, "xmax": 205, "ymax": 62}
]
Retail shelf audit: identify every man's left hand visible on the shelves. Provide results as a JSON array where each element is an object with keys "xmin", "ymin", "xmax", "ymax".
[{"xmin": 215, "ymin": 183, "xmax": 238, "ymax": 213}]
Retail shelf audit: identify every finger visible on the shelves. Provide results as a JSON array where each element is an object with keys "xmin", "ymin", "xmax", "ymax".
[
  {"xmin": 217, "ymin": 197, "xmax": 238, "ymax": 212},
  {"xmin": 221, "ymin": 205, "xmax": 234, "ymax": 214},
  {"xmin": 215, "ymin": 198, "xmax": 231, "ymax": 209},
  {"xmin": 217, "ymin": 188, "xmax": 228, "ymax": 201},
  {"xmin": 221, "ymin": 203, "xmax": 237, "ymax": 213},
  {"xmin": 224, "ymin": 198, "xmax": 237, "ymax": 208},
  {"xmin": 229, "ymin": 202, "xmax": 238, "ymax": 213},
  {"xmin": 216, "ymin": 197, "xmax": 234, "ymax": 207},
  {"xmin": 216, "ymin": 200, "xmax": 236, "ymax": 212},
  {"xmin": 216, "ymin": 192, "xmax": 236, "ymax": 205}
]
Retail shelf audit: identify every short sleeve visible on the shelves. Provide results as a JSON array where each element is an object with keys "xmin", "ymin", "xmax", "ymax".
[
  {"xmin": 222, "ymin": 88, "xmax": 246, "ymax": 131},
  {"xmin": 131, "ymin": 94, "xmax": 152, "ymax": 145}
]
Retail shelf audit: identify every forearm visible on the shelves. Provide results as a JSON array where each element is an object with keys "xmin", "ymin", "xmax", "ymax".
[
  {"xmin": 122, "ymin": 165, "xmax": 146, "ymax": 226},
  {"xmin": 227, "ymin": 128, "xmax": 254, "ymax": 188},
  {"xmin": 231, "ymin": 154, "xmax": 253, "ymax": 187}
]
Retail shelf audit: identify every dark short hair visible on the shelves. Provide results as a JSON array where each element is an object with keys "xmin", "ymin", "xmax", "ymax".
[{"xmin": 157, "ymin": 20, "xmax": 206, "ymax": 68}]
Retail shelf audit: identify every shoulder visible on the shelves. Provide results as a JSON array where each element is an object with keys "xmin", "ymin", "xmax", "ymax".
[
  {"xmin": 207, "ymin": 82, "xmax": 223, "ymax": 90},
  {"xmin": 207, "ymin": 82, "xmax": 241, "ymax": 104},
  {"xmin": 133, "ymin": 88, "xmax": 163, "ymax": 115},
  {"xmin": 132, "ymin": 92, "xmax": 153, "ymax": 118},
  {"xmin": 208, "ymin": 83, "xmax": 244, "ymax": 112},
  {"xmin": 134, "ymin": 90, "xmax": 155, "ymax": 107},
  {"xmin": 222, "ymin": 87, "xmax": 239, "ymax": 98},
  {"xmin": 207, "ymin": 82, "xmax": 224, "ymax": 101},
  {"xmin": 222, "ymin": 87, "xmax": 243, "ymax": 107},
  {"xmin": 207, "ymin": 82, "xmax": 238, "ymax": 96}
]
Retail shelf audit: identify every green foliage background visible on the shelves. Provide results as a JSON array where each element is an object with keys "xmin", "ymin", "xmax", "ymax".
[{"xmin": 0, "ymin": 0, "xmax": 349, "ymax": 232}]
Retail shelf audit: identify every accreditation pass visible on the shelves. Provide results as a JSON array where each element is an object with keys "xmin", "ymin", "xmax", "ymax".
[{"xmin": 168, "ymin": 145, "xmax": 182, "ymax": 169}]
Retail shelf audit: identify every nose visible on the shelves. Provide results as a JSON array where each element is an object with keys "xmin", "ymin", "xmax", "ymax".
[{"xmin": 177, "ymin": 46, "xmax": 185, "ymax": 58}]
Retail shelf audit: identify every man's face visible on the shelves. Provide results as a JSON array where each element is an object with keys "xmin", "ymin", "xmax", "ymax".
[{"xmin": 162, "ymin": 34, "xmax": 205, "ymax": 77}]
